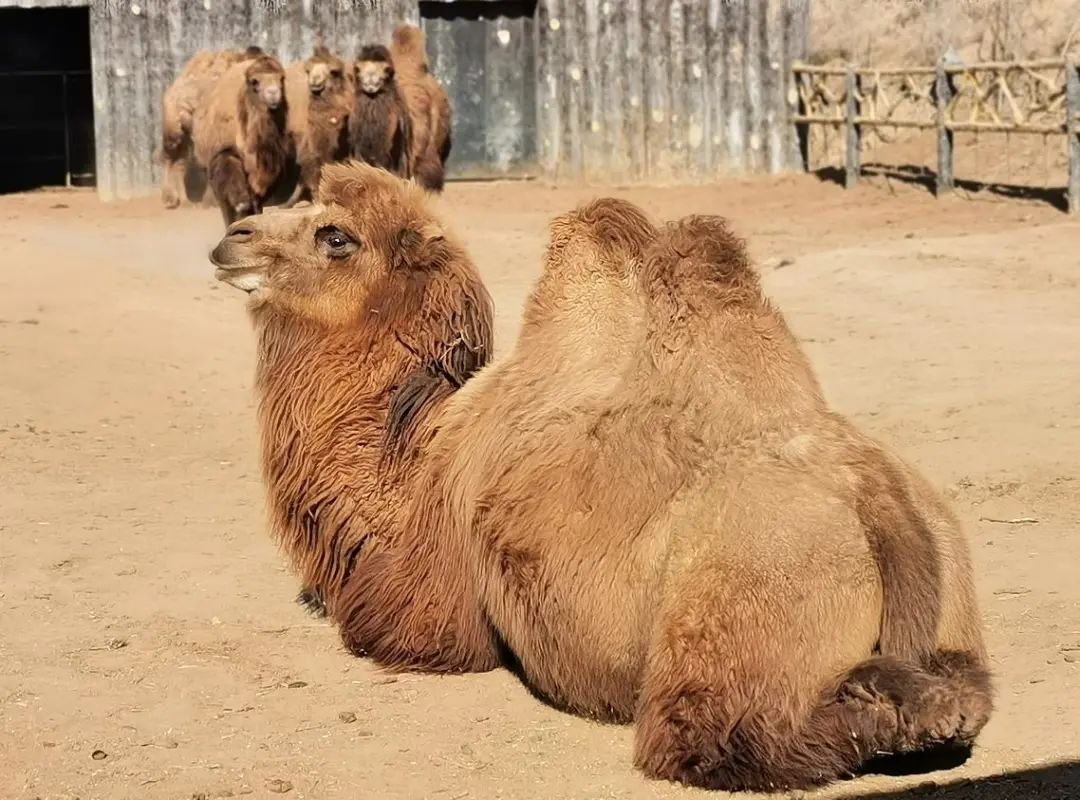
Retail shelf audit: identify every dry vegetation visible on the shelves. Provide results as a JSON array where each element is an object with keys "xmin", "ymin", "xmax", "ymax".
[
  {"xmin": 810, "ymin": 0, "xmax": 1080, "ymax": 66},
  {"xmin": 806, "ymin": 0, "xmax": 1079, "ymax": 190}
]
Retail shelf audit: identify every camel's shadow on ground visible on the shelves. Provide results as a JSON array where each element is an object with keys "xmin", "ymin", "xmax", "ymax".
[
  {"xmin": 845, "ymin": 759, "xmax": 1080, "ymax": 799},
  {"xmin": 813, "ymin": 164, "xmax": 1068, "ymax": 212}
]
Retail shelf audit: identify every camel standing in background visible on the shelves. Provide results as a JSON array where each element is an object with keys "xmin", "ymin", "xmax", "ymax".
[
  {"xmin": 210, "ymin": 162, "xmax": 991, "ymax": 792},
  {"xmin": 193, "ymin": 54, "xmax": 290, "ymax": 225},
  {"xmin": 348, "ymin": 45, "xmax": 413, "ymax": 178},
  {"xmin": 283, "ymin": 45, "xmax": 353, "ymax": 207},
  {"xmin": 390, "ymin": 24, "xmax": 452, "ymax": 190},
  {"xmin": 159, "ymin": 47, "xmax": 261, "ymax": 209}
]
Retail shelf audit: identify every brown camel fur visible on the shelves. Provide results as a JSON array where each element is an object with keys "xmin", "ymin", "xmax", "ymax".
[
  {"xmin": 282, "ymin": 46, "xmax": 353, "ymax": 208},
  {"xmin": 207, "ymin": 151, "xmax": 254, "ymax": 224},
  {"xmin": 210, "ymin": 164, "xmax": 492, "ymax": 630},
  {"xmin": 194, "ymin": 54, "xmax": 290, "ymax": 225},
  {"xmin": 210, "ymin": 162, "xmax": 992, "ymax": 792},
  {"xmin": 159, "ymin": 47, "xmax": 261, "ymax": 209},
  {"xmin": 347, "ymin": 45, "xmax": 412, "ymax": 179},
  {"xmin": 390, "ymin": 25, "xmax": 452, "ymax": 190}
]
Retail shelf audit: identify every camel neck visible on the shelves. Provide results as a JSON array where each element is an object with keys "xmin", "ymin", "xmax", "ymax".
[{"xmin": 253, "ymin": 313, "xmax": 422, "ymax": 611}]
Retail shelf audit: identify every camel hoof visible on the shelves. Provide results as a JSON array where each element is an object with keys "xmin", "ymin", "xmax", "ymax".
[{"xmin": 162, "ymin": 190, "xmax": 180, "ymax": 209}]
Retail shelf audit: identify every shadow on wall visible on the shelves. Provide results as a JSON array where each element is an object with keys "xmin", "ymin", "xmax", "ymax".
[
  {"xmin": 843, "ymin": 761, "xmax": 1080, "ymax": 800},
  {"xmin": 811, "ymin": 163, "xmax": 1069, "ymax": 212}
]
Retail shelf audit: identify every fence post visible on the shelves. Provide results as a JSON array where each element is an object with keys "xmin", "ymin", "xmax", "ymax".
[
  {"xmin": 795, "ymin": 70, "xmax": 810, "ymax": 171},
  {"xmin": 1067, "ymin": 57, "xmax": 1080, "ymax": 215},
  {"xmin": 844, "ymin": 65, "xmax": 860, "ymax": 188},
  {"xmin": 935, "ymin": 60, "xmax": 954, "ymax": 195}
]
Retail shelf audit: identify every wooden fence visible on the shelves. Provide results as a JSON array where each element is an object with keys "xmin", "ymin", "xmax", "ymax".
[{"xmin": 792, "ymin": 58, "xmax": 1080, "ymax": 213}]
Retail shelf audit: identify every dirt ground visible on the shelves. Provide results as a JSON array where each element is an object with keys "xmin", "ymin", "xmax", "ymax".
[{"xmin": 2, "ymin": 172, "xmax": 1079, "ymax": 800}]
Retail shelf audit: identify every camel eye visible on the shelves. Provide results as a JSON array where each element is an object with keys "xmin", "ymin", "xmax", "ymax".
[
  {"xmin": 330, "ymin": 68, "xmax": 343, "ymax": 78},
  {"xmin": 316, "ymin": 226, "xmax": 359, "ymax": 258}
]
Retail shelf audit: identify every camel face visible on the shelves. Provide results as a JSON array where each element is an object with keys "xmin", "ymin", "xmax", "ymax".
[
  {"xmin": 210, "ymin": 205, "xmax": 319, "ymax": 298},
  {"xmin": 245, "ymin": 59, "xmax": 284, "ymax": 110},
  {"xmin": 306, "ymin": 55, "xmax": 345, "ymax": 97},
  {"xmin": 355, "ymin": 54, "xmax": 393, "ymax": 96},
  {"xmin": 210, "ymin": 202, "xmax": 374, "ymax": 316},
  {"xmin": 210, "ymin": 161, "xmax": 448, "ymax": 323}
]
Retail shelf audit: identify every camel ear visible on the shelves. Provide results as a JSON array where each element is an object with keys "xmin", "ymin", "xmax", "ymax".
[{"xmin": 394, "ymin": 224, "xmax": 448, "ymax": 272}]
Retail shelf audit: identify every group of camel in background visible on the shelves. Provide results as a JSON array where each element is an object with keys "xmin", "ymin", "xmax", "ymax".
[
  {"xmin": 209, "ymin": 160, "xmax": 993, "ymax": 792},
  {"xmin": 159, "ymin": 24, "xmax": 449, "ymax": 225}
]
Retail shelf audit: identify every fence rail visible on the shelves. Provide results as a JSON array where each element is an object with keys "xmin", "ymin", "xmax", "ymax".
[{"xmin": 792, "ymin": 58, "xmax": 1080, "ymax": 213}]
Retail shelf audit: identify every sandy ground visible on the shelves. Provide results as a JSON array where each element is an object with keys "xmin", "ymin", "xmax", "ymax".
[{"xmin": 1, "ymin": 173, "xmax": 1079, "ymax": 800}]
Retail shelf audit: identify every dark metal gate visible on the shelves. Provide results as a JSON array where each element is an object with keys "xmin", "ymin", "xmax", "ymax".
[
  {"xmin": 0, "ymin": 6, "xmax": 96, "ymax": 193},
  {"xmin": 420, "ymin": 0, "xmax": 538, "ymax": 179}
]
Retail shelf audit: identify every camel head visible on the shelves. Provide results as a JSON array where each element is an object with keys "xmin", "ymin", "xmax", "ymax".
[
  {"xmin": 355, "ymin": 45, "xmax": 394, "ymax": 95},
  {"xmin": 243, "ymin": 54, "xmax": 285, "ymax": 111},
  {"xmin": 305, "ymin": 45, "xmax": 346, "ymax": 97},
  {"xmin": 211, "ymin": 161, "xmax": 491, "ymax": 371}
]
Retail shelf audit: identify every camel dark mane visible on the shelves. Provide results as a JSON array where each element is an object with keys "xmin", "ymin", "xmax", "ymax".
[
  {"xmin": 305, "ymin": 92, "xmax": 350, "ymax": 163},
  {"xmin": 352, "ymin": 89, "xmax": 408, "ymax": 173}
]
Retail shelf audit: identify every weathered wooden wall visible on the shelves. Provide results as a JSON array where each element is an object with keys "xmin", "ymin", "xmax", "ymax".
[
  {"xmin": 535, "ymin": 0, "xmax": 810, "ymax": 182},
  {"xmin": 4, "ymin": 0, "xmax": 812, "ymax": 196}
]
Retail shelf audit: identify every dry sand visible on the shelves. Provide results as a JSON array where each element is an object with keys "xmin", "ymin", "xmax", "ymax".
[{"xmin": 2, "ymin": 173, "xmax": 1079, "ymax": 799}]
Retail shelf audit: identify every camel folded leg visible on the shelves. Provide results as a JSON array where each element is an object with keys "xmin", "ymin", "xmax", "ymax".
[{"xmin": 632, "ymin": 556, "xmax": 991, "ymax": 792}]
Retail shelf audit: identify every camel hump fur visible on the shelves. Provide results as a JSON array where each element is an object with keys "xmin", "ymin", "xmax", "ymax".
[{"xmin": 210, "ymin": 162, "xmax": 992, "ymax": 792}]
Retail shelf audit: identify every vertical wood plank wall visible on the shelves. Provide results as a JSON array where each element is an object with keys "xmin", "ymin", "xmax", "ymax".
[
  {"xmin": 536, "ymin": 0, "xmax": 810, "ymax": 183},
  {"xmin": 2, "ymin": 0, "xmax": 810, "ymax": 197}
]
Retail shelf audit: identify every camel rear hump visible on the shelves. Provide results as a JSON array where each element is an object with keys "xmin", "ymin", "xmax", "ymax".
[{"xmin": 642, "ymin": 215, "xmax": 762, "ymax": 309}]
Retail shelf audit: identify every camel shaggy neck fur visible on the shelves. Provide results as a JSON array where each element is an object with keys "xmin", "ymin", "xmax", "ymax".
[{"xmin": 211, "ymin": 162, "xmax": 991, "ymax": 792}]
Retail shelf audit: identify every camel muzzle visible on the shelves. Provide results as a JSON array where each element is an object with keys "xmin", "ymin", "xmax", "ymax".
[{"xmin": 210, "ymin": 222, "xmax": 266, "ymax": 293}]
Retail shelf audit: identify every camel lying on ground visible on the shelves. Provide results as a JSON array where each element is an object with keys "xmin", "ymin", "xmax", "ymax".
[
  {"xmin": 210, "ymin": 162, "xmax": 992, "ymax": 791},
  {"xmin": 193, "ymin": 54, "xmax": 290, "ymax": 225}
]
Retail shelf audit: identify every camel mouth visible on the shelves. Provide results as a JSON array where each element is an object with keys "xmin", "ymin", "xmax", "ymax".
[
  {"xmin": 309, "ymin": 84, "xmax": 326, "ymax": 96},
  {"xmin": 210, "ymin": 237, "xmax": 267, "ymax": 294},
  {"xmin": 213, "ymin": 265, "xmax": 265, "ymax": 294}
]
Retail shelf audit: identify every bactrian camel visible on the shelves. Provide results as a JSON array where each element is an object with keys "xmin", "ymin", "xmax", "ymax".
[{"xmin": 210, "ymin": 162, "xmax": 992, "ymax": 792}]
